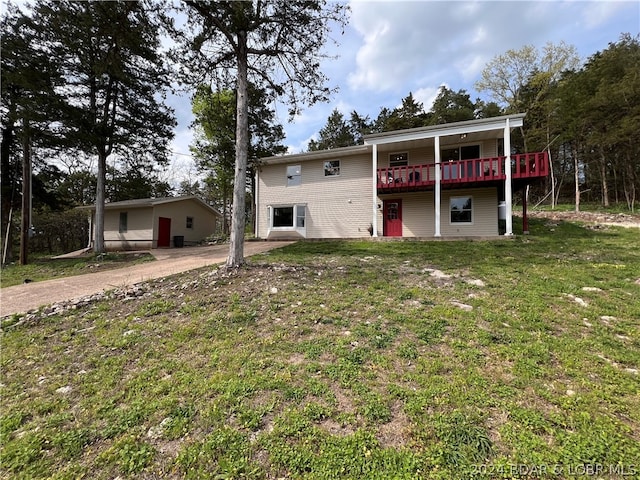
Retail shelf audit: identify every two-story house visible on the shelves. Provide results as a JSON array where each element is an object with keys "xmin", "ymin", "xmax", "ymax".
[{"xmin": 255, "ymin": 113, "xmax": 548, "ymax": 240}]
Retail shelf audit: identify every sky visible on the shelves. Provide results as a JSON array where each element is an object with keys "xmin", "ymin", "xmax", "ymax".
[
  {"xmin": 166, "ymin": 0, "xmax": 638, "ymax": 183},
  {"xmin": 6, "ymin": 0, "xmax": 638, "ymax": 187}
]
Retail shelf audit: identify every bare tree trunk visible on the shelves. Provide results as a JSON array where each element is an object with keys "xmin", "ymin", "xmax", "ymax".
[
  {"xmin": 599, "ymin": 149, "xmax": 609, "ymax": 207},
  {"xmin": 94, "ymin": 152, "xmax": 107, "ymax": 253},
  {"xmin": 573, "ymin": 144, "xmax": 580, "ymax": 213},
  {"xmin": 20, "ymin": 118, "xmax": 31, "ymax": 265},
  {"xmin": 549, "ymin": 149, "xmax": 555, "ymax": 209},
  {"xmin": 227, "ymin": 30, "xmax": 249, "ymax": 267}
]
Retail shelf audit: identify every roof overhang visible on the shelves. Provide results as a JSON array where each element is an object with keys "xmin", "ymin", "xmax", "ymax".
[
  {"xmin": 260, "ymin": 144, "xmax": 372, "ymax": 165},
  {"xmin": 76, "ymin": 196, "xmax": 222, "ymax": 217},
  {"xmin": 364, "ymin": 113, "xmax": 526, "ymax": 146}
]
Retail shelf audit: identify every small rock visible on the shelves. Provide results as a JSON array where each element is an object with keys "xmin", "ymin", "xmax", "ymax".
[
  {"xmin": 269, "ymin": 287, "xmax": 278, "ymax": 294},
  {"xmin": 582, "ymin": 287, "xmax": 602, "ymax": 292},
  {"xmin": 426, "ymin": 268, "xmax": 451, "ymax": 279},
  {"xmin": 123, "ymin": 330, "xmax": 136, "ymax": 336},
  {"xmin": 625, "ymin": 368, "xmax": 638, "ymax": 375},
  {"xmin": 567, "ymin": 294, "xmax": 588, "ymax": 307},
  {"xmin": 451, "ymin": 301, "xmax": 473, "ymax": 312},
  {"xmin": 582, "ymin": 319, "xmax": 593, "ymax": 327},
  {"xmin": 466, "ymin": 278, "xmax": 486, "ymax": 287},
  {"xmin": 566, "ymin": 389, "xmax": 575, "ymax": 396},
  {"xmin": 56, "ymin": 385, "xmax": 72, "ymax": 394}
]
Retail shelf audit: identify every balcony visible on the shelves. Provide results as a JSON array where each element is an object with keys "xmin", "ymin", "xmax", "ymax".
[{"xmin": 377, "ymin": 152, "xmax": 549, "ymax": 192}]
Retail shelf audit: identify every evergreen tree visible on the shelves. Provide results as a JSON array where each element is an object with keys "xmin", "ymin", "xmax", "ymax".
[
  {"xmin": 172, "ymin": 1, "xmax": 348, "ymax": 266},
  {"xmin": 31, "ymin": 0, "xmax": 176, "ymax": 253},
  {"xmin": 308, "ymin": 109, "xmax": 355, "ymax": 151}
]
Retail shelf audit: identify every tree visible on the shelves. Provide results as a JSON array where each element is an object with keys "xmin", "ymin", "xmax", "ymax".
[
  {"xmin": 1, "ymin": 4, "xmax": 65, "ymax": 264},
  {"xmin": 308, "ymin": 109, "xmax": 355, "ymax": 151},
  {"xmin": 554, "ymin": 34, "xmax": 640, "ymax": 211},
  {"xmin": 31, "ymin": 0, "xmax": 176, "ymax": 253},
  {"xmin": 172, "ymin": 1, "xmax": 349, "ymax": 267},
  {"xmin": 191, "ymin": 84, "xmax": 286, "ymax": 235},
  {"xmin": 427, "ymin": 86, "xmax": 476, "ymax": 125}
]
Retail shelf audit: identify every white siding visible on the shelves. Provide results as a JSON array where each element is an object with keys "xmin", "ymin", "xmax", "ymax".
[
  {"xmin": 377, "ymin": 188, "xmax": 499, "ymax": 237},
  {"xmin": 440, "ymin": 188, "xmax": 498, "ymax": 236},
  {"xmin": 257, "ymin": 154, "xmax": 373, "ymax": 239}
]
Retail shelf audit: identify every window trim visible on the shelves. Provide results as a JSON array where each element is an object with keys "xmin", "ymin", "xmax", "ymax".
[
  {"xmin": 449, "ymin": 196, "xmax": 473, "ymax": 225},
  {"xmin": 324, "ymin": 160, "xmax": 340, "ymax": 177},
  {"xmin": 268, "ymin": 204, "xmax": 307, "ymax": 235}
]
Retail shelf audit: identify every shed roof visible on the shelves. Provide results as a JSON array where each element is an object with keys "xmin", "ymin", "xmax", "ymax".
[{"xmin": 78, "ymin": 196, "xmax": 222, "ymax": 216}]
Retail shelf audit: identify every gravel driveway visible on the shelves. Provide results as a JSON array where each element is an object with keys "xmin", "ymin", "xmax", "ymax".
[{"xmin": 1, "ymin": 241, "xmax": 293, "ymax": 318}]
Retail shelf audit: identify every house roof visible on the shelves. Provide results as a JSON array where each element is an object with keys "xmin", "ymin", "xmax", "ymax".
[
  {"xmin": 260, "ymin": 113, "xmax": 526, "ymax": 164},
  {"xmin": 363, "ymin": 113, "xmax": 526, "ymax": 145},
  {"xmin": 78, "ymin": 196, "xmax": 222, "ymax": 217},
  {"xmin": 261, "ymin": 144, "xmax": 371, "ymax": 165}
]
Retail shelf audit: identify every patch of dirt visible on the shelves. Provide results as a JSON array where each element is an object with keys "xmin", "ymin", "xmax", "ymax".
[{"xmin": 526, "ymin": 210, "xmax": 640, "ymax": 228}]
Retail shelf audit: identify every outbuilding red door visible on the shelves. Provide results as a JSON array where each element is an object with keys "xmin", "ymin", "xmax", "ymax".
[
  {"xmin": 157, "ymin": 217, "xmax": 171, "ymax": 248},
  {"xmin": 383, "ymin": 199, "xmax": 402, "ymax": 237}
]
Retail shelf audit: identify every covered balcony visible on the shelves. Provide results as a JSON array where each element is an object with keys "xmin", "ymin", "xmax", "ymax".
[{"xmin": 377, "ymin": 152, "xmax": 549, "ymax": 192}]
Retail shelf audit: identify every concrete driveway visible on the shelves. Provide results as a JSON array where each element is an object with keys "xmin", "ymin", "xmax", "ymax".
[{"xmin": 1, "ymin": 241, "xmax": 294, "ymax": 318}]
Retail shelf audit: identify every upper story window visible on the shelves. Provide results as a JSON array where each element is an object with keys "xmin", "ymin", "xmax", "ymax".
[
  {"xmin": 442, "ymin": 145, "xmax": 480, "ymax": 161},
  {"xmin": 287, "ymin": 165, "xmax": 301, "ymax": 186},
  {"xmin": 324, "ymin": 160, "xmax": 340, "ymax": 176},
  {"xmin": 119, "ymin": 212, "xmax": 128, "ymax": 233},
  {"xmin": 389, "ymin": 152, "xmax": 408, "ymax": 167}
]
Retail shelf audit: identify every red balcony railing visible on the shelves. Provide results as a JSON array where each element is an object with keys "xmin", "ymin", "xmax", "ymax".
[{"xmin": 377, "ymin": 152, "xmax": 548, "ymax": 191}]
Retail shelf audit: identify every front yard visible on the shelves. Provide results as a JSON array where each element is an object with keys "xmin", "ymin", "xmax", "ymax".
[{"xmin": 1, "ymin": 217, "xmax": 638, "ymax": 479}]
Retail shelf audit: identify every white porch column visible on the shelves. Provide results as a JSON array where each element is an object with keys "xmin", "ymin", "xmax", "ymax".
[
  {"xmin": 434, "ymin": 136, "xmax": 441, "ymax": 237},
  {"xmin": 371, "ymin": 144, "xmax": 379, "ymax": 237},
  {"xmin": 504, "ymin": 118, "xmax": 513, "ymax": 236},
  {"xmin": 254, "ymin": 170, "xmax": 259, "ymax": 238}
]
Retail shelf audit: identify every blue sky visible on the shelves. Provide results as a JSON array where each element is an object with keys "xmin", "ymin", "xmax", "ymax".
[
  {"xmin": 168, "ymin": 0, "xmax": 639, "ymax": 183},
  {"xmin": 6, "ymin": 0, "xmax": 638, "ymax": 186}
]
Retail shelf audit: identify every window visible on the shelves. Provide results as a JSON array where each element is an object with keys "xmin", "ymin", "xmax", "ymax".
[
  {"xmin": 389, "ymin": 152, "xmax": 408, "ymax": 167},
  {"xmin": 450, "ymin": 197, "xmax": 473, "ymax": 224},
  {"xmin": 324, "ymin": 160, "xmax": 340, "ymax": 176},
  {"xmin": 296, "ymin": 205, "xmax": 306, "ymax": 227},
  {"xmin": 273, "ymin": 206, "xmax": 294, "ymax": 227},
  {"xmin": 119, "ymin": 212, "xmax": 128, "ymax": 233},
  {"xmin": 287, "ymin": 165, "xmax": 301, "ymax": 186},
  {"xmin": 269, "ymin": 204, "xmax": 307, "ymax": 232},
  {"xmin": 186, "ymin": 216, "xmax": 194, "ymax": 229}
]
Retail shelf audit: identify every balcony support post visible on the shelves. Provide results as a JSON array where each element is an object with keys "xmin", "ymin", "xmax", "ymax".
[
  {"xmin": 504, "ymin": 118, "xmax": 514, "ymax": 236},
  {"xmin": 522, "ymin": 184, "xmax": 530, "ymax": 235},
  {"xmin": 434, "ymin": 135, "xmax": 441, "ymax": 237},
  {"xmin": 371, "ymin": 144, "xmax": 378, "ymax": 237}
]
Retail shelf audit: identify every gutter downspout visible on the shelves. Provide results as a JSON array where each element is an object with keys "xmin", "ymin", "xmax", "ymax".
[
  {"xmin": 434, "ymin": 136, "xmax": 441, "ymax": 237},
  {"xmin": 504, "ymin": 118, "xmax": 513, "ymax": 236},
  {"xmin": 372, "ymin": 144, "xmax": 378, "ymax": 237}
]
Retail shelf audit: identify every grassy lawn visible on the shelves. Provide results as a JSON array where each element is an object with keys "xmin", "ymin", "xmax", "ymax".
[
  {"xmin": 0, "ymin": 253, "xmax": 155, "ymax": 288},
  {"xmin": 1, "ymin": 218, "xmax": 639, "ymax": 479}
]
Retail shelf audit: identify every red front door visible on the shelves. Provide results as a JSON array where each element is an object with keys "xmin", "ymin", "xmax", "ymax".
[
  {"xmin": 383, "ymin": 199, "xmax": 402, "ymax": 237},
  {"xmin": 158, "ymin": 217, "xmax": 171, "ymax": 248}
]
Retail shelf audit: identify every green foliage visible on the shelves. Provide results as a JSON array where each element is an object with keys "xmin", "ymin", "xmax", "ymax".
[{"xmin": 2, "ymin": 219, "xmax": 640, "ymax": 478}]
